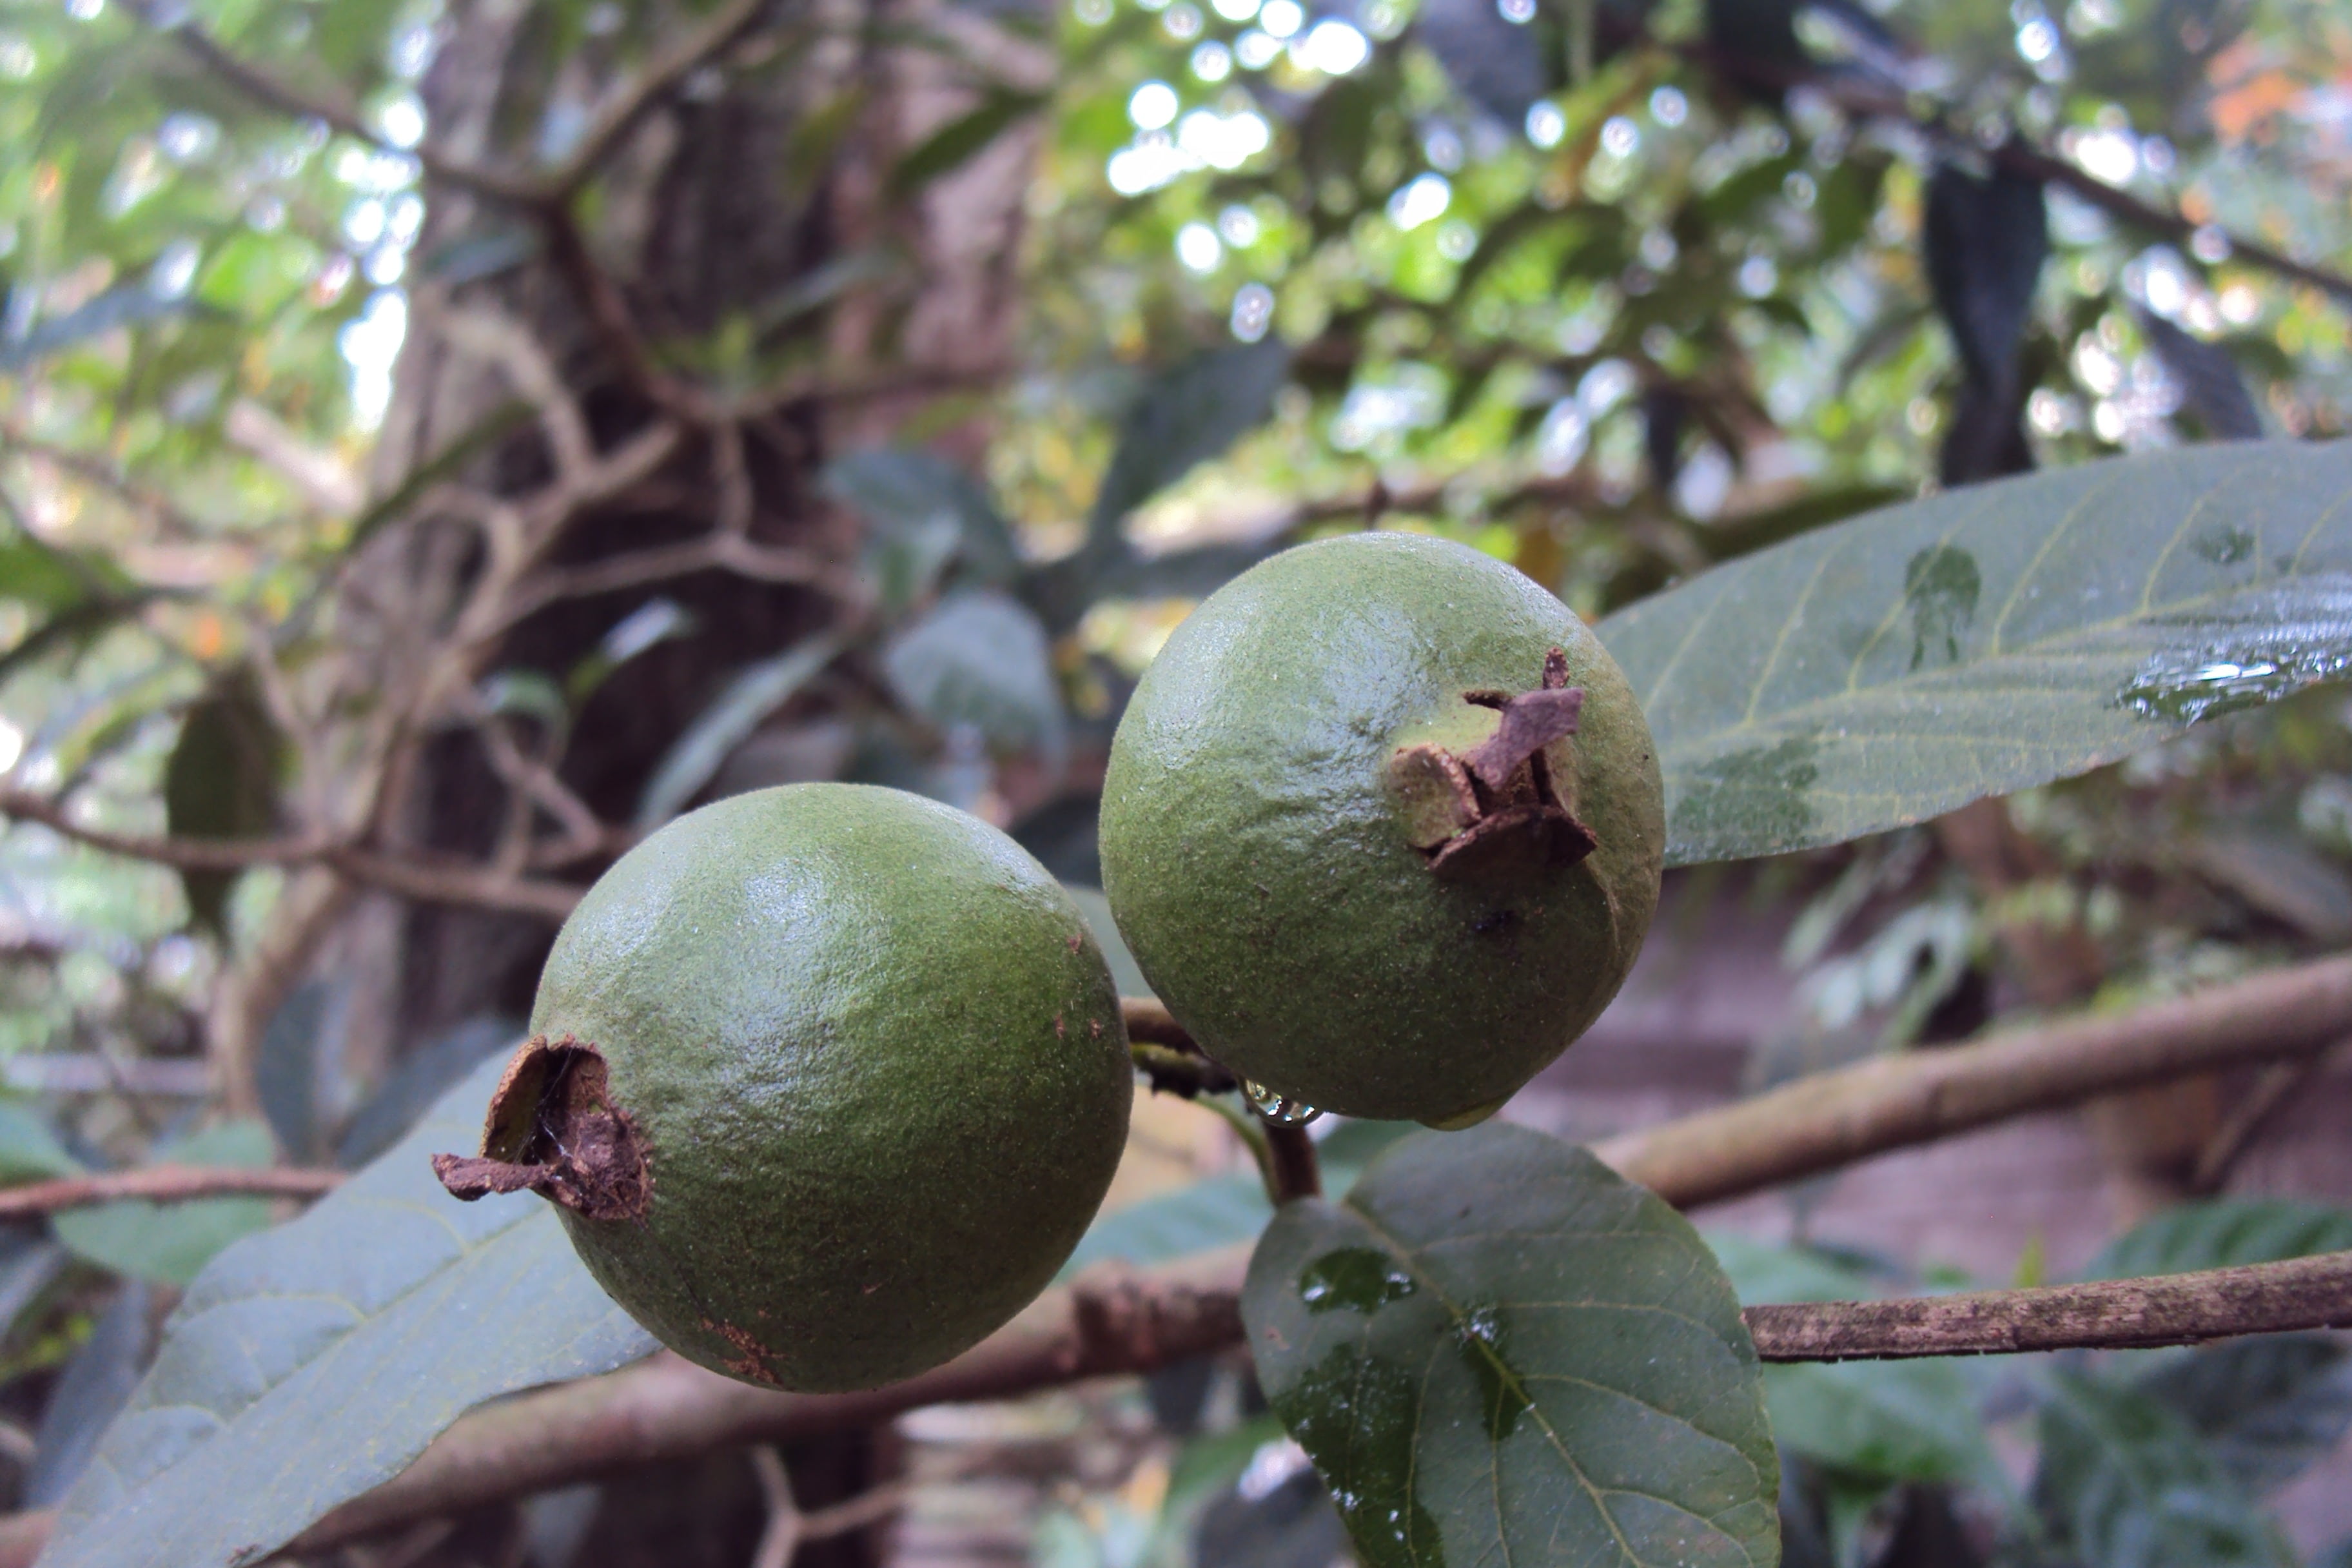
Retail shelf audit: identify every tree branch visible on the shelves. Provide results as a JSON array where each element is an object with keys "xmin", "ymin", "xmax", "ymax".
[
  {"xmin": 0, "ymin": 787, "xmax": 338, "ymax": 870},
  {"xmin": 160, "ymin": 23, "xmax": 540, "ymax": 204},
  {"xmin": 1746, "ymin": 1250, "xmax": 2352, "ymax": 1360},
  {"xmin": 545, "ymin": 0, "xmax": 776, "ymax": 198},
  {"xmin": 0, "ymin": 1165, "xmax": 343, "ymax": 1221},
  {"xmin": 0, "ymin": 789, "xmax": 587, "ymax": 919},
  {"xmin": 1593, "ymin": 951, "xmax": 2352, "ymax": 1208},
  {"xmin": 1685, "ymin": 43, "xmax": 2352, "ymax": 308}
]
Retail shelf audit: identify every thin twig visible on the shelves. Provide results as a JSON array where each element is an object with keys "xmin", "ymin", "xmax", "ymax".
[
  {"xmin": 0, "ymin": 789, "xmax": 587, "ymax": 919},
  {"xmin": 0, "ymin": 1164, "xmax": 343, "ymax": 1220},
  {"xmin": 547, "ymin": 0, "xmax": 776, "ymax": 198},
  {"xmin": 1593, "ymin": 951, "xmax": 2352, "ymax": 1207},
  {"xmin": 747, "ymin": 1446, "xmax": 799, "ymax": 1568},
  {"xmin": 1746, "ymin": 1250, "xmax": 2352, "ymax": 1360},
  {"xmin": 0, "ymin": 787, "xmax": 339, "ymax": 870},
  {"xmin": 1683, "ymin": 42, "xmax": 2352, "ymax": 307},
  {"xmin": 161, "ymin": 22, "xmax": 539, "ymax": 203}
]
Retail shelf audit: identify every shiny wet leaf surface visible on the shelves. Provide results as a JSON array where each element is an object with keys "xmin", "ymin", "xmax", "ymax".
[
  {"xmin": 1242, "ymin": 1124, "xmax": 1779, "ymax": 1568},
  {"xmin": 1599, "ymin": 441, "xmax": 2352, "ymax": 865}
]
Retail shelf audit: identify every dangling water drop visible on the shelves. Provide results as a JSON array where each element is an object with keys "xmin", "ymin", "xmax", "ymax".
[{"xmin": 1243, "ymin": 1079, "xmax": 1322, "ymax": 1126}]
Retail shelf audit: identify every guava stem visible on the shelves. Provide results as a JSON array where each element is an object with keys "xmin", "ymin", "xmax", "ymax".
[{"xmin": 1264, "ymin": 1122, "xmax": 1322, "ymax": 1204}]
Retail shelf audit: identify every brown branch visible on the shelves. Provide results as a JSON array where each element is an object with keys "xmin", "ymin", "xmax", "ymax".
[
  {"xmin": 0, "ymin": 1164, "xmax": 344, "ymax": 1220},
  {"xmin": 284, "ymin": 1248, "xmax": 1250, "ymax": 1552},
  {"xmin": 325, "ymin": 849, "xmax": 585, "ymax": 923},
  {"xmin": 161, "ymin": 23, "xmax": 540, "ymax": 204},
  {"xmin": 0, "ymin": 790, "xmax": 586, "ymax": 920},
  {"xmin": 1593, "ymin": 950, "xmax": 2352, "ymax": 1208},
  {"xmin": 1684, "ymin": 43, "xmax": 2352, "ymax": 308},
  {"xmin": 491, "ymin": 531, "xmax": 856, "ymax": 634},
  {"xmin": 1746, "ymin": 1250, "xmax": 2352, "ymax": 1360},
  {"xmin": 546, "ymin": 0, "xmax": 776, "ymax": 198},
  {"xmin": 0, "ymin": 787, "xmax": 338, "ymax": 870}
]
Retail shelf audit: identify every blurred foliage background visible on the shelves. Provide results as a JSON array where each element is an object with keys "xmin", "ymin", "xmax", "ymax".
[{"xmin": 3, "ymin": 0, "xmax": 2352, "ymax": 1560}]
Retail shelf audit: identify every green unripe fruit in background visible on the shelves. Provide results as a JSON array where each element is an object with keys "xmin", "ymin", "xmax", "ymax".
[
  {"xmin": 434, "ymin": 784, "xmax": 1132, "ymax": 1393},
  {"xmin": 1099, "ymin": 533, "xmax": 1664, "ymax": 1126}
]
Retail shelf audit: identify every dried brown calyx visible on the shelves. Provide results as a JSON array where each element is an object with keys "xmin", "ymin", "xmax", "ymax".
[
  {"xmin": 1387, "ymin": 646, "xmax": 1598, "ymax": 879},
  {"xmin": 431, "ymin": 1034, "xmax": 651, "ymax": 1221}
]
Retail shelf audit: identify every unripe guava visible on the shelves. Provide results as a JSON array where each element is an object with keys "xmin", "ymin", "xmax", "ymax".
[
  {"xmin": 434, "ymin": 784, "xmax": 1132, "ymax": 1393},
  {"xmin": 1098, "ymin": 532, "xmax": 1663, "ymax": 1125}
]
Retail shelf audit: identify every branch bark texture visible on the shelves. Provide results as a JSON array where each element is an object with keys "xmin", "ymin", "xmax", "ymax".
[
  {"xmin": 1747, "ymin": 1250, "xmax": 2352, "ymax": 1360},
  {"xmin": 1592, "ymin": 952, "xmax": 2352, "ymax": 1208},
  {"xmin": 0, "ymin": 1165, "xmax": 343, "ymax": 1222}
]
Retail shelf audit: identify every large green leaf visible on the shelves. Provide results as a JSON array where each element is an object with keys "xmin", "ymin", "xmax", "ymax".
[
  {"xmin": 2079, "ymin": 1197, "xmax": 2352, "ymax": 1281},
  {"xmin": 2035, "ymin": 1372, "xmax": 2289, "ymax": 1568},
  {"xmin": 1087, "ymin": 341, "xmax": 1291, "ymax": 545},
  {"xmin": 41, "ymin": 1053, "xmax": 656, "ymax": 1568},
  {"xmin": 2137, "ymin": 1336, "xmax": 2352, "ymax": 1496},
  {"xmin": 881, "ymin": 588, "xmax": 1067, "ymax": 761},
  {"xmin": 633, "ymin": 634, "xmax": 845, "ymax": 830},
  {"xmin": 1596, "ymin": 441, "xmax": 2352, "ymax": 865},
  {"xmin": 1243, "ymin": 1124, "xmax": 1779, "ymax": 1568}
]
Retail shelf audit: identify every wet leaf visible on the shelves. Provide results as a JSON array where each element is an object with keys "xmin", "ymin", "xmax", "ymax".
[
  {"xmin": 1244, "ymin": 1124, "xmax": 1779, "ymax": 1568},
  {"xmin": 40, "ymin": 1054, "xmax": 655, "ymax": 1568},
  {"xmin": 1597, "ymin": 441, "xmax": 2352, "ymax": 865}
]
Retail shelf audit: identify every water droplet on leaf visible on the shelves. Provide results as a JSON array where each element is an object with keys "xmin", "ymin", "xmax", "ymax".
[{"xmin": 1244, "ymin": 1079, "xmax": 1322, "ymax": 1125}]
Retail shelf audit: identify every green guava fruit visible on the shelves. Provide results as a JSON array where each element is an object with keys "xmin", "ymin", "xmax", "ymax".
[
  {"xmin": 1097, "ymin": 531, "xmax": 1663, "ymax": 1126},
  {"xmin": 433, "ymin": 783, "xmax": 1132, "ymax": 1393}
]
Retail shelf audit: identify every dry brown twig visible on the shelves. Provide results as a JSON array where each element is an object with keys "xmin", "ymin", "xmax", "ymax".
[{"xmin": 0, "ymin": 1164, "xmax": 344, "ymax": 1221}]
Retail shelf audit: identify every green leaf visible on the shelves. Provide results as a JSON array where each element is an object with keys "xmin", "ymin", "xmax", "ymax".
[
  {"xmin": 1062, "ymin": 1173, "xmax": 1268, "ymax": 1279},
  {"xmin": 826, "ymin": 447, "xmax": 1022, "ymax": 603},
  {"xmin": 881, "ymin": 588, "xmax": 1067, "ymax": 761},
  {"xmin": 52, "ymin": 1121, "xmax": 277, "ymax": 1286},
  {"xmin": 887, "ymin": 88, "xmax": 1047, "ymax": 197},
  {"xmin": 2035, "ymin": 1371, "xmax": 2289, "ymax": 1568},
  {"xmin": 162, "ymin": 671, "xmax": 285, "ymax": 934},
  {"xmin": 1705, "ymin": 1237, "xmax": 1992, "ymax": 1487},
  {"xmin": 1596, "ymin": 441, "xmax": 2352, "ymax": 865},
  {"xmin": 2137, "ymin": 1336, "xmax": 2352, "ymax": 1495},
  {"xmin": 2079, "ymin": 1197, "xmax": 2352, "ymax": 1281},
  {"xmin": 1087, "ymin": 341, "xmax": 1291, "ymax": 548},
  {"xmin": 0, "ymin": 282, "xmax": 204, "ymax": 373},
  {"xmin": 0, "ymin": 1099, "xmax": 84, "ymax": 1183},
  {"xmin": 1243, "ymin": 1124, "xmax": 1780, "ymax": 1568},
  {"xmin": 41, "ymin": 1054, "xmax": 656, "ymax": 1568},
  {"xmin": 1761, "ymin": 1361, "xmax": 1988, "ymax": 1485},
  {"xmin": 632, "ymin": 634, "xmax": 845, "ymax": 830}
]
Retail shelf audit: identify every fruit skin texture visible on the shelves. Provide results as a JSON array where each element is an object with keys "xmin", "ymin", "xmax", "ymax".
[
  {"xmin": 1099, "ymin": 533, "xmax": 1663, "ymax": 1124},
  {"xmin": 525, "ymin": 784, "xmax": 1130, "ymax": 1393}
]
